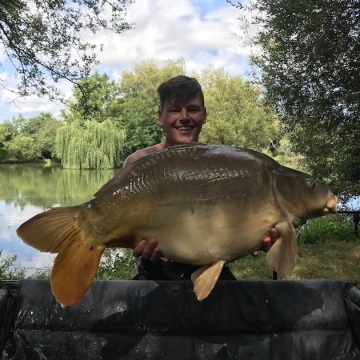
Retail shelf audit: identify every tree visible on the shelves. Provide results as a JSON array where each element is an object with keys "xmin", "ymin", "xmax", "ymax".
[
  {"xmin": 59, "ymin": 73, "xmax": 126, "ymax": 169},
  {"xmin": 0, "ymin": 120, "xmax": 15, "ymax": 159},
  {"xmin": 6, "ymin": 135, "xmax": 39, "ymax": 160},
  {"xmin": 55, "ymin": 120, "xmax": 125, "ymax": 169},
  {"xmin": 0, "ymin": 142, "xmax": 6, "ymax": 157},
  {"xmin": 0, "ymin": 125, "xmax": 9, "ymax": 157},
  {"xmin": 61, "ymin": 72, "xmax": 123, "ymax": 123},
  {"xmin": 0, "ymin": 0, "xmax": 132, "ymax": 100},
  {"xmin": 198, "ymin": 67, "xmax": 278, "ymax": 150},
  {"xmin": 33, "ymin": 114, "xmax": 63, "ymax": 158},
  {"xmin": 1, "ymin": 113, "xmax": 62, "ymax": 160},
  {"xmin": 60, "ymin": 59, "xmax": 280, "ymax": 162},
  {"xmin": 231, "ymin": 0, "xmax": 360, "ymax": 198}
]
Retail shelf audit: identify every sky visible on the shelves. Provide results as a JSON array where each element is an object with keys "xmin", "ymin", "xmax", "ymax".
[{"xmin": 0, "ymin": 0, "xmax": 255, "ymax": 123}]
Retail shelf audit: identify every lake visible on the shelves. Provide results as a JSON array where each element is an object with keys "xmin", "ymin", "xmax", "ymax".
[{"xmin": 0, "ymin": 163, "xmax": 117, "ymax": 275}]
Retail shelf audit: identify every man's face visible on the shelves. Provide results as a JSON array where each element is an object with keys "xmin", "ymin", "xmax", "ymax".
[{"xmin": 158, "ymin": 93, "xmax": 207, "ymax": 146}]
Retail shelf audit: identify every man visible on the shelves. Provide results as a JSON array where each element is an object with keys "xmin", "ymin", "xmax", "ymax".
[{"xmin": 124, "ymin": 75, "xmax": 278, "ymax": 280}]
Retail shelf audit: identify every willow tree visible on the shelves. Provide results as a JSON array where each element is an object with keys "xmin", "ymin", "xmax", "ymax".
[{"xmin": 55, "ymin": 120, "xmax": 125, "ymax": 169}]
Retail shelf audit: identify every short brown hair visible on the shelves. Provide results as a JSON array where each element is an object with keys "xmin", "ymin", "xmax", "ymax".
[{"xmin": 157, "ymin": 75, "xmax": 205, "ymax": 110}]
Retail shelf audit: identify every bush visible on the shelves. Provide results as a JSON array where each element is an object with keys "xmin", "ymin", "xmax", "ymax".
[{"xmin": 296, "ymin": 214, "xmax": 358, "ymax": 244}]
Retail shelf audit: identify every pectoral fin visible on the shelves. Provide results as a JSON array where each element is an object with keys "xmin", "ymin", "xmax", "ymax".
[
  {"xmin": 266, "ymin": 220, "xmax": 297, "ymax": 277},
  {"xmin": 191, "ymin": 260, "xmax": 226, "ymax": 301}
]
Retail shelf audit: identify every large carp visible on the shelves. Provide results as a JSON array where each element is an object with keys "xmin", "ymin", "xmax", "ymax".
[{"xmin": 17, "ymin": 143, "xmax": 337, "ymax": 306}]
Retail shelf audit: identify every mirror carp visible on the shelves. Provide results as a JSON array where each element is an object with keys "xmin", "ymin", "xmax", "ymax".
[{"xmin": 17, "ymin": 143, "xmax": 338, "ymax": 306}]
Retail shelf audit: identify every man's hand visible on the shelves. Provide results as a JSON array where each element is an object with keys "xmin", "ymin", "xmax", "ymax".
[
  {"xmin": 133, "ymin": 239, "xmax": 169, "ymax": 262},
  {"xmin": 252, "ymin": 227, "xmax": 279, "ymax": 257}
]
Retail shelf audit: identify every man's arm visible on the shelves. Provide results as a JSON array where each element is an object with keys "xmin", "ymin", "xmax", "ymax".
[
  {"xmin": 123, "ymin": 151, "xmax": 144, "ymax": 167},
  {"xmin": 123, "ymin": 143, "xmax": 165, "ymax": 168}
]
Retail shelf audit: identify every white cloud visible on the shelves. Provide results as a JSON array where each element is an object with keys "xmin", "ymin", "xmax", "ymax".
[
  {"xmin": 0, "ymin": 72, "xmax": 73, "ymax": 119},
  {"xmin": 0, "ymin": 0, "xmax": 253, "ymax": 122},
  {"xmin": 95, "ymin": 0, "xmax": 250, "ymax": 70}
]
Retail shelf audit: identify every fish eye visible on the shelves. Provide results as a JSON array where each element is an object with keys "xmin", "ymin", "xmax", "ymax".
[{"xmin": 306, "ymin": 179, "xmax": 316, "ymax": 189}]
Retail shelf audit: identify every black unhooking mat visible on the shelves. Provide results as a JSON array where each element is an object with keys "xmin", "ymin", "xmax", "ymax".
[{"xmin": 1, "ymin": 279, "xmax": 360, "ymax": 360}]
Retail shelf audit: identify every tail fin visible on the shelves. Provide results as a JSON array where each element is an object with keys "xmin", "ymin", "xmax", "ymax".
[
  {"xmin": 266, "ymin": 220, "xmax": 297, "ymax": 277},
  {"xmin": 16, "ymin": 206, "xmax": 82, "ymax": 253},
  {"xmin": 17, "ymin": 205, "xmax": 104, "ymax": 306},
  {"xmin": 51, "ymin": 239, "xmax": 105, "ymax": 306}
]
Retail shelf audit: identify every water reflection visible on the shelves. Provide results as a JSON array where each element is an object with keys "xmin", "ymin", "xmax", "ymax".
[{"xmin": 0, "ymin": 163, "xmax": 117, "ymax": 275}]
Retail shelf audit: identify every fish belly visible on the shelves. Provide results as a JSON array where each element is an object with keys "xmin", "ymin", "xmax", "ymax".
[{"xmin": 141, "ymin": 202, "xmax": 279, "ymax": 265}]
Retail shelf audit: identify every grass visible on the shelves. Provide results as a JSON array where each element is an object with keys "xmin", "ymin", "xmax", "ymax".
[
  {"xmin": 230, "ymin": 214, "xmax": 360, "ymax": 285},
  {"xmin": 230, "ymin": 241, "xmax": 360, "ymax": 285}
]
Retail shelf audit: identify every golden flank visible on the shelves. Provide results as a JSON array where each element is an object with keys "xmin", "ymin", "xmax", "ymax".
[{"xmin": 17, "ymin": 143, "xmax": 337, "ymax": 306}]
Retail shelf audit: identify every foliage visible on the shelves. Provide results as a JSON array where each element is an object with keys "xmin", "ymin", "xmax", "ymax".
[
  {"xmin": 0, "ymin": 115, "xmax": 27, "ymax": 139},
  {"xmin": 59, "ymin": 62, "xmax": 187, "ymax": 164},
  {"xmin": 60, "ymin": 59, "xmax": 279, "ymax": 159},
  {"xmin": 0, "ymin": 142, "xmax": 7, "ymax": 157},
  {"xmin": 263, "ymin": 137, "xmax": 309, "ymax": 172},
  {"xmin": 61, "ymin": 72, "xmax": 123, "ymax": 123},
  {"xmin": 0, "ymin": 251, "xmax": 26, "ymax": 279},
  {"xmin": 0, "ymin": 0, "xmax": 133, "ymax": 100},
  {"xmin": 4, "ymin": 59, "xmax": 286, "ymax": 166},
  {"xmin": 231, "ymin": 0, "xmax": 360, "ymax": 199},
  {"xmin": 6, "ymin": 135, "xmax": 39, "ymax": 160},
  {"xmin": 55, "ymin": 120, "xmax": 125, "ymax": 169},
  {"xmin": 97, "ymin": 249, "xmax": 139, "ymax": 280},
  {"xmin": 35, "ymin": 118, "xmax": 63, "ymax": 158},
  {"xmin": 0, "ymin": 113, "xmax": 62, "ymax": 160},
  {"xmin": 198, "ymin": 67, "xmax": 278, "ymax": 150},
  {"xmin": 297, "ymin": 214, "xmax": 358, "ymax": 244}
]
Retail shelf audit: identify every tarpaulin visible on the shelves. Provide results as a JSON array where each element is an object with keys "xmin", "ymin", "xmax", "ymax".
[{"xmin": 1, "ymin": 279, "xmax": 360, "ymax": 359}]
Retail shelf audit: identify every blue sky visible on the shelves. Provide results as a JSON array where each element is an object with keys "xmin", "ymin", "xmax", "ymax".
[{"xmin": 0, "ymin": 0, "xmax": 253, "ymax": 123}]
